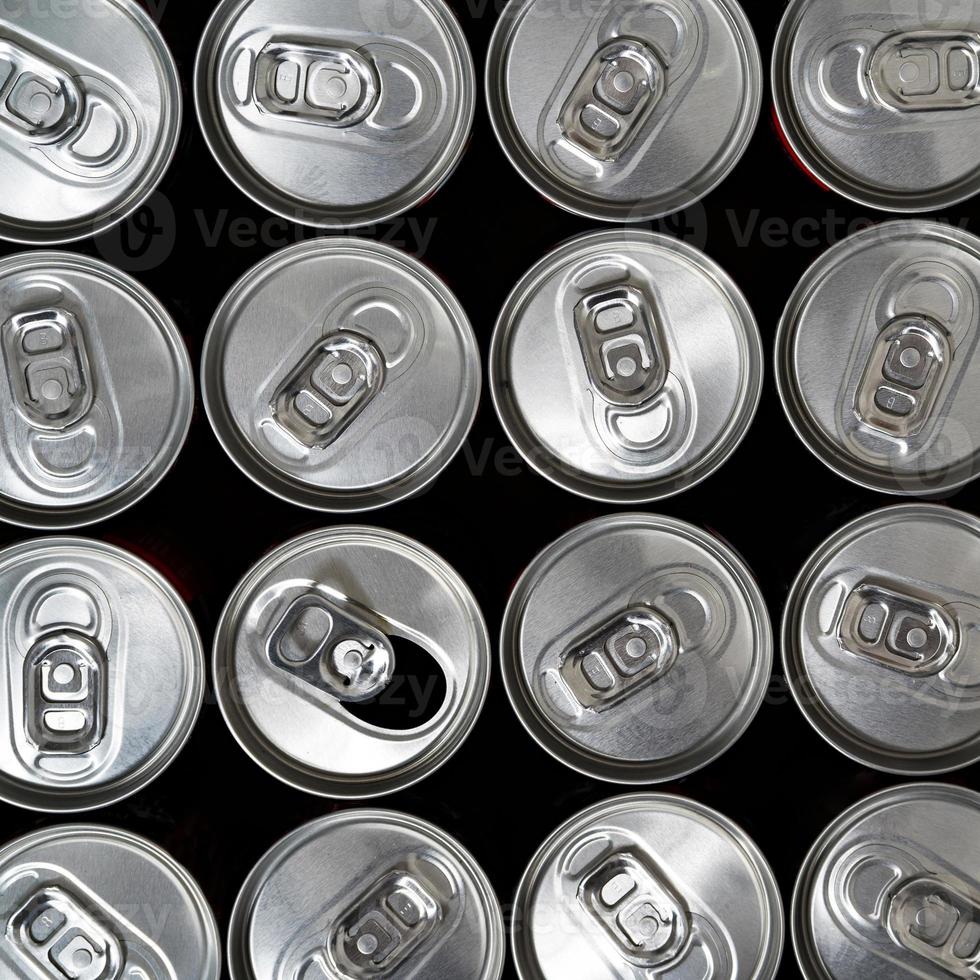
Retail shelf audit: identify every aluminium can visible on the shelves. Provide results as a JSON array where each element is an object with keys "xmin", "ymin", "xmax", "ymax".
[
  {"xmin": 213, "ymin": 526, "xmax": 491, "ymax": 798},
  {"xmin": 793, "ymin": 783, "xmax": 980, "ymax": 979},
  {"xmin": 500, "ymin": 513, "xmax": 772, "ymax": 783},
  {"xmin": 486, "ymin": 0, "xmax": 762, "ymax": 222},
  {"xmin": 195, "ymin": 0, "xmax": 475, "ymax": 229},
  {"xmin": 774, "ymin": 0, "xmax": 980, "ymax": 212},
  {"xmin": 0, "ymin": 251, "xmax": 194, "ymax": 529},
  {"xmin": 490, "ymin": 229, "xmax": 763, "ymax": 503},
  {"xmin": 776, "ymin": 221, "xmax": 980, "ymax": 496},
  {"xmin": 0, "ymin": 0, "xmax": 181, "ymax": 244},
  {"xmin": 227, "ymin": 809, "xmax": 504, "ymax": 980},
  {"xmin": 0, "ymin": 536, "xmax": 205, "ymax": 812},
  {"xmin": 784, "ymin": 503, "xmax": 980, "ymax": 775},
  {"xmin": 512, "ymin": 793, "xmax": 784, "ymax": 980},
  {"xmin": 0, "ymin": 823, "xmax": 220, "ymax": 979},
  {"xmin": 201, "ymin": 238, "xmax": 481, "ymax": 512}
]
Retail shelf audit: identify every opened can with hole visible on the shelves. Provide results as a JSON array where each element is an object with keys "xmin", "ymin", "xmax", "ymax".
[
  {"xmin": 794, "ymin": 783, "xmax": 980, "ymax": 979},
  {"xmin": 0, "ymin": 536, "xmax": 205, "ymax": 811},
  {"xmin": 213, "ymin": 526, "xmax": 490, "ymax": 798},
  {"xmin": 195, "ymin": 0, "xmax": 475, "ymax": 228},
  {"xmin": 490, "ymin": 229, "xmax": 763, "ymax": 503},
  {"xmin": 777, "ymin": 221, "xmax": 980, "ymax": 495},
  {"xmin": 0, "ymin": 823, "xmax": 220, "ymax": 979},
  {"xmin": 228, "ymin": 809, "xmax": 503, "ymax": 980},
  {"xmin": 500, "ymin": 514, "xmax": 772, "ymax": 783},
  {"xmin": 0, "ymin": 0, "xmax": 180, "ymax": 244},
  {"xmin": 784, "ymin": 503, "xmax": 980, "ymax": 775},
  {"xmin": 202, "ymin": 238, "xmax": 481, "ymax": 512},
  {"xmin": 0, "ymin": 252, "xmax": 194, "ymax": 528},
  {"xmin": 513, "ymin": 793, "xmax": 783, "ymax": 980},
  {"xmin": 486, "ymin": 0, "xmax": 762, "ymax": 222}
]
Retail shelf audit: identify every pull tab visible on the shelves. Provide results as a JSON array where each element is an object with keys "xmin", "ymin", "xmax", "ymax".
[
  {"xmin": 855, "ymin": 315, "xmax": 950, "ymax": 436},
  {"xmin": 271, "ymin": 333, "xmax": 384, "ymax": 449},
  {"xmin": 267, "ymin": 594, "xmax": 394, "ymax": 703},
  {"xmin": 560, "ymin": 39, "xmax": 664, "ymax": 161},
  {"xmin": 0, "ymin": 41, "xmax": 82, "ymax": 143},
  {"xmin": 870, "ymin": 32, "xmax": 980, "ymax": 111},
  {"xmin": 575, "ymin": 285, "xmax": 667, "ymax": 407},
  {"xmin": 560, "ymin": 606, "xmax": 677, "ymax": 710},
  {"xmin": 838, "ymin": 583, "xmax": 957, "ymax": 676}
]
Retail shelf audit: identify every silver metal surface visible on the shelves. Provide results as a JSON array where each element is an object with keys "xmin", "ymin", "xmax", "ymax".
[
  {"xmin": 195, "ymin": 0, "xmax": 475, "ymax": 228},
  {"xmin": 491, "ymin": 229, "xmax": 763, "ymax": 503},
  {"xmin": 513, "ymin": 793, "xmax": 783, "ymax": 980},
  {"xmin": 784, "ymin": 503, "xmax": 980, "ymax": 775},
  {"xmin": 202, "ymin": 238, "xmax": 481, "ymax": 512},
  {"xmin": 486, "ymin": 0, "xmax": 762, "ymax": 222},
  {"xmin": 0, "ymin": 251, "xmax": 193, "ymax": 529},
  {"xmin": 0, "ymin": 823, "xmax": 220, "ymax": 979},
  {"xmin": 774, "ymin": 0, "xmax": 980, "ymax": 212},
  {"xmin": 228, "ymin": 809, "xmax": 504, "ymax": 980},
  {"xmin": 501, "ymin": 513, "xmax": 772, "ymax": 783},
  {"xmin": 213, "ymin": 526, "xmax": 490, "ymax": 798},
  {"xmin": 777, "ymin": 221, "xmax": 980, "ymax": 496},
  {"xmin": 0, "ymin": 537, "xmax": 204, "ymax": 812},
  {"xmin": 793, "ymin": 783, "xmax": 980, "ymax": 979},
  {"xmin": 0, "ymin": 0, "xmax": 180, "ymax": 244}
]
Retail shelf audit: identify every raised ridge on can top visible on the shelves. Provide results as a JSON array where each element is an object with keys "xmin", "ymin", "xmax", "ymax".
[
  {"xmin": 512, "ymin": 793, "xmax": 784, "ymax": 980},
  {"xmin": 490, "ymin": 229, "xmax": 763, "ymax": 503},
  {"xmin": 793, "ymin": 783, "xmax": 980, "ymax": 980},
  {"xmin": 0, "ymin": 251, "xmax": 194, "ymax": 529},
  {"xmin": 774, "ymin": 0, "xmax": 980, "ymax": 212},
  {"xmin": 0, "ymin": 0, "xmax": 181, "ymax": 244},
  {"xmin": 776, "ymin": 220, "xmax": 980, "ymax": 495},
  {"xmin": 195, "ymin": 0, "xmax": 475, "ymax": 228},
  {"xmin": 784, "ymin": 503, "xmax": 980, "ymax": 775},
  {"xmin": 228, "ymin": 809, "xmax": 504, "ymax": 980},
  {"xmin": 501, "ymin": 513, "xmax": 772, "ymax": 784},
  {"xmin": 201, "ymin": 237, "xmax": 481, "ymax": 512},
  {"xmin": 486, "ymin": 0, "xmax": 762, "ymax": 222}
]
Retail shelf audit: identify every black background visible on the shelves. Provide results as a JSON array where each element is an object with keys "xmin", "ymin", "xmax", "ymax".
[{"xmin": 1, "ymin": 1, "xmax": 978, "ymax": 977}]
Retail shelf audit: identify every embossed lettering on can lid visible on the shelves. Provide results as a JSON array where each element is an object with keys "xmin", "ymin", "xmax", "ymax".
[
  {"xmin": 0, "ymin": 823, "xmax": 220, "ymax": 979},
  {"xmin": 228, "ymin": 809, "xmax": 504, "ymax": 980},
  {"xmin": 777, "ymin": 221, "xmax": 980, "ymax": 495},
  {"xmin": 513, "ymin": 793, "xmax": 783, "ymax": 980},
  {"xmin": 202, "ymin": 238, "xmax": 481, "ymax": 512},
  {"xmin": 501, "ymin": 514, "xmax": 772, "ymax": 783},
  {"xmin": 213, "ymin": 526, "xmax": 490, "ymax": 797},
  {"xmin": 794, "ymin": 783, "xmax": 980, "ymax": 979},
  {"xmin": 784, "ymin": 504, "xmax": 980, "ymax": 775},
  {"xmin": 0, "ymin": 0, "xmax": 180, "ymax": 244},
  {"xmin": 774, "ymin": 1, "xmax": 980, "ymax": 212},
  {"xmin": 0, "ymin": 537, "xmax": 205, "ymax": 812},
  {"xmin": 195, "ymin": 0, "xmax": 475, "ymax": 228},
  {"xmin": 486, "ymin": 0, "xmax": 762, "ymax": 222},
  {"xmin": 0, "ymin": 252, "xmax": 194, "ymax": 529},
  {"xmin": 491, "ymin": 230, "xmax": 763, "ymax": 503}
]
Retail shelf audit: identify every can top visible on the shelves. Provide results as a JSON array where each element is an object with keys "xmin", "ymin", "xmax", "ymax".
[
  {"xmin": 0, "ymin": 0, "xmax": 180, "ymax": 244},
  {"xmin": 229, "ymin": 810, "xmax": 503, "ymax": 980},
  {"xmin": 0, "ymin": 823, "xmax": 220, "ymax": 980},
  {"xmin": 195, "ymin": 0, "xmax": 475, "ymax": 228},
  {"xmin": 214, "ymin": 526, "xmax": 490, "ymax": 798},
  {"xmin": 785, "ymin": 503, "xmax": 980, "ymax": 775},
  {"xmin": 0, "ymin": 251, "xmax": 193, "ymax": 529},
  {"xmin": 513, "ymin": 793, "xmax": 783, "ymax": 980},
  {"xmin": 501, "ymin": 514, "xmax": 772, "ymax": 783},
  {"xmin": 774, "ymin": 0, "xmax": 980, "ymax": 211},
  {"xmin": 486, "ymin": 0, "xmax": 762, "ymax": 222},
  {"xmin": 794, "ymin": 783, "xmax": 980, "ymax": 980},
  {"xmin": 777, "ymin": 221, "xmax": 980, "ymax": 495},
  {"xmin": 491, "ymin": 230, "xmax": 763, "ymax": 503},
  {"xmin": 202, "ymin": 238, "xmax": 480, "ymax": 512}
]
